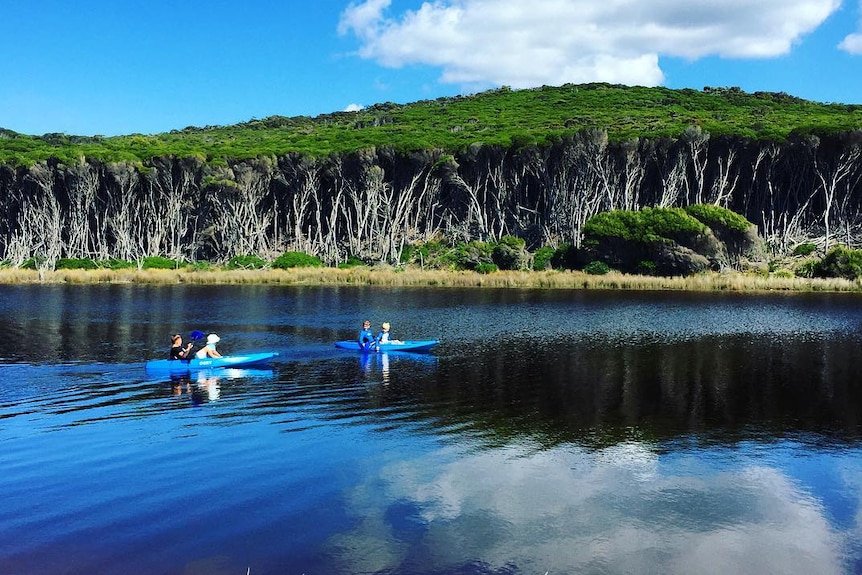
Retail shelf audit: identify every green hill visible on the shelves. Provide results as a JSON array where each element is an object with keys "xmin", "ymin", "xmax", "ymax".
[{"xmin": 2, "ymin": 83, "xmax": 861, "ymax": 166}]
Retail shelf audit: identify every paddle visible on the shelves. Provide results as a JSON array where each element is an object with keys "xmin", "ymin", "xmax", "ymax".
[{"xmin": 185, "ymin": 330, "xmax": 205, "ymax": 361}]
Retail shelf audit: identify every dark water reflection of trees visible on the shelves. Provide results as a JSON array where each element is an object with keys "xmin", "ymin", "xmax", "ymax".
[{"xmin": 403, "ymin": 334, "xmax": 862, "ymax": 448}]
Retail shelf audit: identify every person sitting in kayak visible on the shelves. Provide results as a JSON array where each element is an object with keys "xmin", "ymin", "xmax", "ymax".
[
  {"xmin": 168, "ymin": 334, "xmax": 193, "ymax": 361},
  {"xmin": 196, "ymin": 333, "xmax": 223, "ymax": 359},
  {"xmin": 359, "ymin": 320, "xmax": 376, "ymax": 350},
  {"xmin": 376, "ymin": 322, "xmax": 403, "ymax": 345}
]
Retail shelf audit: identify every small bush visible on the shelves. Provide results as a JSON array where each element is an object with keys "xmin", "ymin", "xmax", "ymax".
[
  {"xmin": 101, "ymin": 258, "xmax": 136, "ymax": 269},
  {"xmin": 227, "ymin": 254, "xmax": 266, "ymax": 269},
  {"xmin": 584, "ymin": 261, "xmax": 611, "ymax": 275},
  {"xmin": 20, "ymin": 257, "xmax": 46, "ymax": 269},
  {"xmin": 338, "ymin": 256, "xmax": 367, "ymax": 269},
  {"xmin": 813, "ymin": 245, "xmax": 862, "ymax": 280},
  {"xmin": 189, "ymin": 261, "xmax": 214, "ymax": 271},
  {"xmin": 792, "ymin": 243, "xmax": 817, "ymax": 257},
  {"xmin": 550, "ymin": 244, "xmax": 581, "ymax": 270},
  {"xmin": 56, "ymin": 258, "xmax": 98, "ymax": 270},
  {"xmin": 636, "ymin": 260, "xmax": 657, "ymax": 275},
  {"xmin": 141, "ymin": 256, "xmax": 181, "ymax": 269},
  {"xmin": 532, "ymin": 246, "xmax": 555, "ymax": 270},
  {"xmin": 795, "ymin": 260, "xmax": 817, "ymax": 278},
  {"xmin": 475, "ymin": 262, "xmax": 499, "ymax": 274},
  {"xmin": 272, "ymin": 251, "xmax": 323, "ymax": 269}
]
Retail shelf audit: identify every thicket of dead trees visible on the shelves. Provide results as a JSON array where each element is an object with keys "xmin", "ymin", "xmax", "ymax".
[{"xmin": 1, "ymin": 130, "xmax": 861, "ymax": 270}]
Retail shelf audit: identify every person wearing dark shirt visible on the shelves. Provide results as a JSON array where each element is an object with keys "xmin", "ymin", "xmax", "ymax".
[{"xmin": 168, "ymin": 334, "xmax": 193, "ymax": 360}]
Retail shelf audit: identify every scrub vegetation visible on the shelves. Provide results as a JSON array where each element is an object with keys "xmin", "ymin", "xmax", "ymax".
[{"xmin": 1, "ymin": 84, "xmax": 861, "ymax": 166}]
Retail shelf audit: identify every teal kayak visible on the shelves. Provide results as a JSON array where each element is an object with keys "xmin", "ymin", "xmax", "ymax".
[
  {"xmin": 334, "ymin": 340, "xmax": 439, "ymax": 353},
  {"xmin": 145, "ymin": 352, "xmax": 279, "ymax": 373}
]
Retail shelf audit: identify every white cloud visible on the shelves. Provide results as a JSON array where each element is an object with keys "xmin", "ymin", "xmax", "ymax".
[
  {"xmin": 343, "ymin": 103, "xmax": 365, "ymax": 112},
  {"xmin": 338, "ymin": 0, "xmax": 841, "ymax": 89},
  {"xmin": 839, "ymin": 0, "xmax": 862, "ymax": 54},
  {"xmin": 840, "ymin": 33, "xmax": 862, "ymax": 54}
]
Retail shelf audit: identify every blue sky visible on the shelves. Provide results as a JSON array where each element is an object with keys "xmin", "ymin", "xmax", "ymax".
[{"xmin": 1, "ymin": 0, "xmax": 861, "ymax": 136}]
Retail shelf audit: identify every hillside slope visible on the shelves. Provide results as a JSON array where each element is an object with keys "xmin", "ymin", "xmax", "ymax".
[{"xmin": 1, "ymin": 83, "xmax": 861, "ymax": 165}]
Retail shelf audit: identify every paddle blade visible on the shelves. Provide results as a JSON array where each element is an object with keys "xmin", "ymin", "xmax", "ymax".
[{"xmin": 190, "ymin": 330, "xmax": 205, "ymax": 341}]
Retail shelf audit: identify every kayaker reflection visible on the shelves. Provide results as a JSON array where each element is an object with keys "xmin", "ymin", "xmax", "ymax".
[
  {"xmin": 171, "ymin": 374, "xmax": 221, "ymax": 403},
  {"xmin": 359, "ymin": 352, "xmax": 390, "ymax": 384},
  {"xmin": 358, "ymin": 320, "xmax": 375, "ymax": 350},
  {"xmin": 196, "ymin": 372, "xmax": 220, "ymax": 401},
  {"xmin": 196, "ymin": 333, "xmax": 223, "ymax": 359},
  {"xmin": 168, "ymin": 334, "xmax": 193, "ymax": 360}
]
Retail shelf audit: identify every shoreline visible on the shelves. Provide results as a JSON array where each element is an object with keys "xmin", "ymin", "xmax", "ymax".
[{"xmin": 0, "ymin": 267, "xmax": 860, "ymax": 292}]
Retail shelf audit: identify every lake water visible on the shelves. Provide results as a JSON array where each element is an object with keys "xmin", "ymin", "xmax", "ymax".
[{"xmin": 1, "ymin": 284, "xmax": 861, "ymax": 575}]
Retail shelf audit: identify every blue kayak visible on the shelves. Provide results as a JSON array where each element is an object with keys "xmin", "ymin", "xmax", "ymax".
[
  {"xmin": 145, "ymin": 352, "xmax": 279, "ymax": 373},
  {"xmin": 334, "ymin": 340, "xmax": 439, "ymax": 353}
]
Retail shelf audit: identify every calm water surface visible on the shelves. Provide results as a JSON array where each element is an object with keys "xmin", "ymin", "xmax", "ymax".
[{"xmin": 1, "ymin": 285, "xmax": 861, "ymax": 575}]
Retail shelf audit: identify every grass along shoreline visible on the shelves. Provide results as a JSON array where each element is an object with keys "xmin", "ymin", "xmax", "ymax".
[{"xmin": 0, "ymin": 267, "xmax": 860, "ymax": 292}]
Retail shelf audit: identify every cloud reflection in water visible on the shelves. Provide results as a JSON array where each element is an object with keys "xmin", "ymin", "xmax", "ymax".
[{"xmin": 329, "ymin": 441, "xmax": 849, "ymax": 575}]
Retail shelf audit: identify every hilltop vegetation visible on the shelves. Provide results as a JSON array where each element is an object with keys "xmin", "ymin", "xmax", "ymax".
[{"xmin": 1, "ymin": 84, "xmax": 861, "ymax": 165}]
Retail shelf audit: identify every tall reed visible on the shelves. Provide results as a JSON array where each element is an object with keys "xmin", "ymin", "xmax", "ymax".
[{"xmin": 1, "ymin": 267, "xmax": 860, "ymax": 292}]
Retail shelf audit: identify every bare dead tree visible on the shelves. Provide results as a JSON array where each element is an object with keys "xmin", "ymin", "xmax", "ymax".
[
  {"xmin": 682, "ymin": 126, "xmax": 710, "ymax": 204},
  {"xmin": 709, "ymin": 146, "xmax": 741, "ymax": 207},
  {"xmin": 617, "ymin": 139, "xmax": 647, "ymax": 211},
  {"xmin": 807, "ymin": 135, "xmax": 862, "ymax": 251},
  {"xmin": 20, "ymin": 163, "xmax": 63, "ymax": 272},
  {"xmin": 655, "ymin": 139, "xmax": 688, "ymax": 208},
  {"xmin": 103, "ymin": 162, "xmax": 145, "ymax": 261},
  {"xmin": 217, "ymin": 158, "xmax": 277, "ymax": 258}
]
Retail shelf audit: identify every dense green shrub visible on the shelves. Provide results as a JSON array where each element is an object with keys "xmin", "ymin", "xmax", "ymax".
[
  {"xmin": 491, "ymin": 235, "xmax": 527, "ymax": 270},
  {"xmin": 227, "ymin": 254, "xmax": 267, "ymax": 269},
  {"xmin": 684, "ymin": 204, "xmax": 753, "ymax": 233},
  {"xmin": 141, "ymin": 256, "xmax": 181, "ymax": 269},
  {"xmin": 453, "ymin": 240, "xmax": 494, "ymax": 271},
  {"xmin": 583, "ymin": 207, "xmax": 705, "ymax": 245},
  {"xmin": 584, "ymin": 261, "xmax": 611, "ymax": 275},
  {"xmin": 532, "ymin": 246, "xmax": 555, "ymax": 270},
  {"xmin": 792, "ymin": 242, "xmax": 817, "ymax": 256},
  {"xmin": 272, "ymin": 251, "xmax": 323, "ymax": 269},
  {"xmin": 400, "ymin": 238, "xmax": 451, "ymax": 267},
  {"xmin": 812, "ymin": 245, "xmax": 862, "ymax": 280},
  {"xmin": 56, "ymin": 258, "xmax": 98, "ymax": 270}
]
